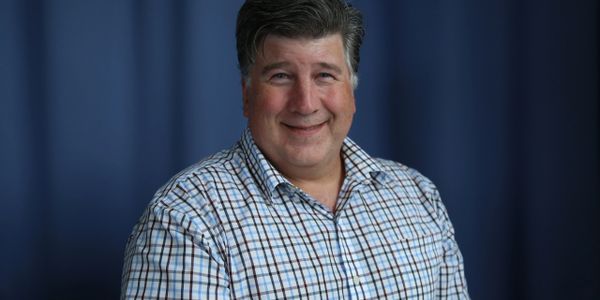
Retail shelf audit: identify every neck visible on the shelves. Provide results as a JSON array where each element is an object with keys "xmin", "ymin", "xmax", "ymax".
[{"xmin": 278, "ymin": 154, "xmax": 345, "ymax": 212}]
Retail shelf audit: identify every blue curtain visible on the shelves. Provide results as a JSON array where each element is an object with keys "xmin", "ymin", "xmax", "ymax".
[{"xmin": 1, "ymin": 0, "xmax": 598, "ymax": 299}]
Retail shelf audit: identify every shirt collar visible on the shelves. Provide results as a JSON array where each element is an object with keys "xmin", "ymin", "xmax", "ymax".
[
  {"xmin": 340, "ymin": 136, "xmax": 390, "ymax": 185},
  {"xmin": 239, "ymin": 128, "xmax": 291, "ymax": 200},
  {"xmin": 239, "ymin": 128, "xmax": 391, "ymax": 200}
]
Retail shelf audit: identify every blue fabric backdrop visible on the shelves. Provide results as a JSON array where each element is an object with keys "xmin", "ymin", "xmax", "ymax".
[{"xmin": 1, "ymin": 0, "xmax": 598, "ymax": 299}]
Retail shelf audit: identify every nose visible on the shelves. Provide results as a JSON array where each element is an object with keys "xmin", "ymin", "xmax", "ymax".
[{"xmin": 289, "ymin": 77, "xmax": 319, "ymax": 115}]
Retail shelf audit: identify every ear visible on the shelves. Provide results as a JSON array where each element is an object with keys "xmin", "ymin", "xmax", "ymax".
[{"xmin": 241, "ymin": 77, "xmax": 250, "ymax": 117}]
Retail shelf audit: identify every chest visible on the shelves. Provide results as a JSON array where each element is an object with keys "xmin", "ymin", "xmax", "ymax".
[{"xmin": 218, "ymin": 186, "xmax": 445, "ymax": 299}]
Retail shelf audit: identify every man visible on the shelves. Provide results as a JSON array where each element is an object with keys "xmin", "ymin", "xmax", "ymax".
[{"xmin": 121, "ymin": 0, "xmax": 469, "ymax": 299}]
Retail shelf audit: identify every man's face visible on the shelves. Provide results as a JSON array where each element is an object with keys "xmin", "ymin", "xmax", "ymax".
[{"xmin": 242, "ymin": 34, "xmax": 356, "ymax": 175}]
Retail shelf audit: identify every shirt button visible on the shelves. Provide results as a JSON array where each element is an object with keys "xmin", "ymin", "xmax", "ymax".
[{"xmin": 353, "ymin": 276, "xmax": 361, "ymax": 285}]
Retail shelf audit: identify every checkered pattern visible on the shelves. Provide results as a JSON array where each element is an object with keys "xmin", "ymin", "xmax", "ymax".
[{"xmin": 121, "ymin": 129, "xmax": 469, "ymax": 299}]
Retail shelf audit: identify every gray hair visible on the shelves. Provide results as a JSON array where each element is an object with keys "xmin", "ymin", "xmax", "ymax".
[{"xmin": 236, "ymin": 0, "xmax": 364, "ymax": 88}]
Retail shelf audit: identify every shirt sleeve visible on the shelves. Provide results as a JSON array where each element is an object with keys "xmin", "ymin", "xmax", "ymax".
[
  {"xmin": 431, "ymin": 188, "xmax": 470, "ymax": 299},
  {"xmin": 407, "ymin": 168, "xmax": 470, "ymax": 299},
  {"xmin": 121, "ymin": 185, "xmax": 230, "ymax": 300}
]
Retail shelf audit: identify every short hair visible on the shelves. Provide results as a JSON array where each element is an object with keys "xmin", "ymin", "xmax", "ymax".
[{"xmin": 236, "ymin": 0, "xmax": 365, "ymax": 88}]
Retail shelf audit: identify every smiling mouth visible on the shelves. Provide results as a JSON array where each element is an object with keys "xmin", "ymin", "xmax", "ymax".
[{"xmin": 283, "ymin": 121, "xmax": 326, "ymax": 133}]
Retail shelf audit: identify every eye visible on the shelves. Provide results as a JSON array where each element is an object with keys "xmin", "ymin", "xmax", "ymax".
[
  {"xmin": 316, "ymin": 72, "xmax": 337, "ymax": 84},
  {"xmin": 318, "ymin": 72, "xmax": 334, "ymax": 79},
  {"xmin": 270, "ymin": 73, "xmax": 291, "ymax": 80}
]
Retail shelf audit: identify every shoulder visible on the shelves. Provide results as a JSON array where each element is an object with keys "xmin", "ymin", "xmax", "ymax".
[
  {"xmin": 143, "ymin": 145, "xmax": 246, "ymax": 228},
  {"xmin": 374, "ymin": 158, "xmax": 438, "ymax": 197},
  {"xmin": 373, "ymin": 158, "xmax": 449, "ymax": 225},
  {"xmin": 124, "ymin": 148, "xmax": 240, "ymax": 272},
  {"xmin": 156, "ymin": 146, "xmax": 242, "ymax": 200}
]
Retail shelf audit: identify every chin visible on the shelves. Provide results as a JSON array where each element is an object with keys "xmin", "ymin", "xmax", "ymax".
[
  {"xmin": 283, "ymin": 147, "xmax": 332, "ymax": 168},
  {"xmin": 284, "ymin": 152, "xmax": 320, "ymax": 166}
]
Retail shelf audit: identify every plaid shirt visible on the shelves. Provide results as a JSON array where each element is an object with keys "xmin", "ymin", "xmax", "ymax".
[{"xmin": 121, "ymin": 129, "xmax": 469, "ymax": 299}]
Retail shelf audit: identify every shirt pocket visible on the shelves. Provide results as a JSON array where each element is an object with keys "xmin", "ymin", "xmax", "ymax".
[{"xmin": 388, "ymin": 229, "xmax": 444, "ymax": 298}]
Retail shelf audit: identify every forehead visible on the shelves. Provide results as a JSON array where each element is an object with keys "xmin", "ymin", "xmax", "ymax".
[{"xmin": 256, "ymin": 34, "xmax": 346, "ymax": 65}]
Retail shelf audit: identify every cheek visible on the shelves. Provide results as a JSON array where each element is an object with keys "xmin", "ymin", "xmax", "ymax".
[
  {"xmin": 249, "ymin": 89, "xmax": 287, "ymax": 119},
  {"xmin": 323, "ymin": 88, "xmax": 355, "ymax": 116}
]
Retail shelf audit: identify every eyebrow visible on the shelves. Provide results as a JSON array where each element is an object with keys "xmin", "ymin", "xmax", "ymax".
[
  {"xmin": 316, "ymin": 62, "xmax": 343, "ymax": 75},
  {"xmin": 260, "ymin": 62, "xmax": 344, "ymax": 76},
  {"xmin": 261, "ymin": 62, "xmax": 291, "ymax": 76}
]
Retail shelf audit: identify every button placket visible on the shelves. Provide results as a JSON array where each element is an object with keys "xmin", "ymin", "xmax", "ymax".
[{"xmin": 336, "ymin": 197, "xmax": 369, "ymax": 299}]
